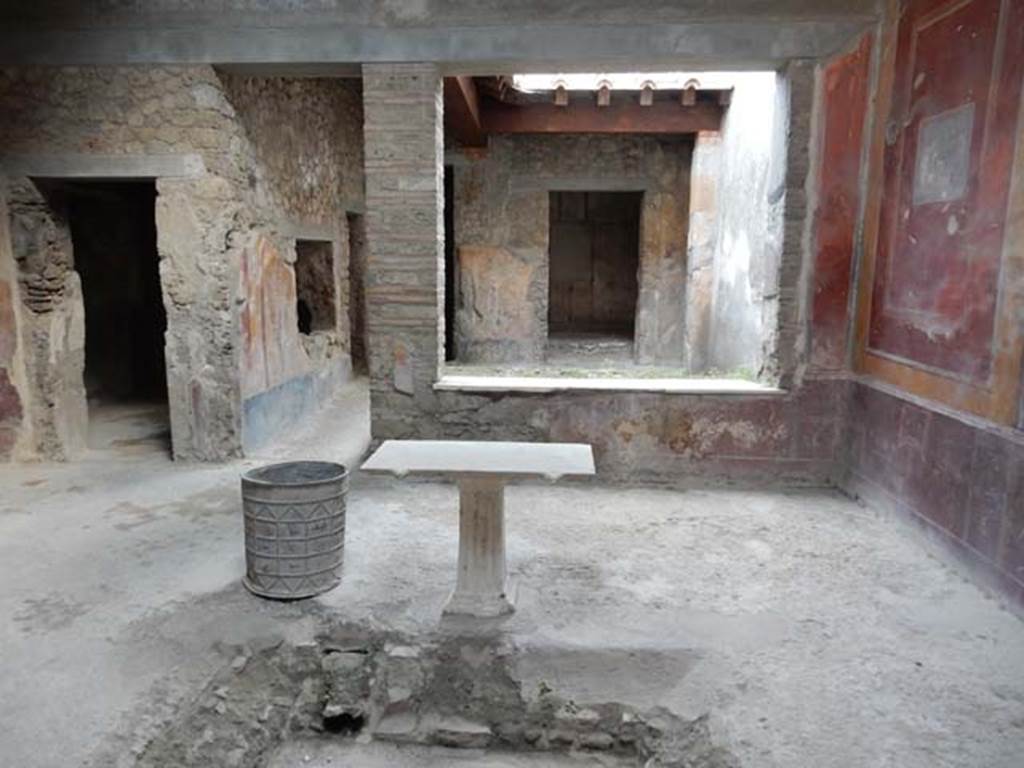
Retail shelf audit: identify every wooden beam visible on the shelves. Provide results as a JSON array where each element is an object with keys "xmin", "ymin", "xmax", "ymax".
[
  {"xmin": 443, "ymin": 76, "xmax": 486, "ymax": 147},
  {"xmin": 481, "ymin": 100, "xmax": 722, "ymax": 135}
]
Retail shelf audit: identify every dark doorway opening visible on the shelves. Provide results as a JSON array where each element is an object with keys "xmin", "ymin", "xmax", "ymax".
[
  {"xmin": 346, "ymin": 213, "xmax": 368, "ymax": 374},
  {"xmin": 66, "ymin": 180, "xmax": 170, "ymax": 452},
  {"xmin": 548, "ymin": 191, "xmax": 641, "ymax": 341}
]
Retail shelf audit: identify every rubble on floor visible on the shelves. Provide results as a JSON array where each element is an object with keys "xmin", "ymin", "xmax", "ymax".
[{"xmin": 134, "ymin": 622, "xmax": 738, "ymax": 768}]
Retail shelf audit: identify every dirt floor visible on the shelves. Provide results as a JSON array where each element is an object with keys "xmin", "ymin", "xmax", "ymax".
[{"xmin": 1, "ymin": 377, "xmax": 1023, "ymax": 767}]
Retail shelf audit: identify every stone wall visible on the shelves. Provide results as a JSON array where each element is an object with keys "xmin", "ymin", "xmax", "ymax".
[
  {"xmin": 218, "ymin": 74, "xmax": 364, "ymax": 222},
  {"xmin": 452, "ymin": 134, "xmax": 692, "ymax": 365},
  {"xmin": 218, "ymin": 72, "xmax": 363, "ymax": 452},
  {"xmin": 362, "ymin": 63, "xmax": 445, "ymax": 436},
  {"xmin": 0, "ymin": 189, "xmax": 24, "ymax": 457},
  {"xmin": 3, "ymin": 179, "xmax": 88, "ymax": 459},
  {"xmin": 0, "ymin": 66, "xmax": 364, "ymax": 460},
  {"xmin": 364, "ymin": 65, "xmax": 842, "ymax": 485}
]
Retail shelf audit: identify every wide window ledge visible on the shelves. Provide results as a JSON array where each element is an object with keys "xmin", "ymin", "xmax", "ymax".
[{"xmin": 435, "ymin": 374, "xmax": 786, "ymax": 396}]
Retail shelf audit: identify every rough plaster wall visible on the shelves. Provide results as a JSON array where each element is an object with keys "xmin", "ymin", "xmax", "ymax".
[
  {"xmin": 4, "ymin": 179, "xmax": 87, "ymax": 460},
  {"xmin": 705, "ymin": 72, "xmax": 785, "ymax": 377},
  {"xmin": 451, "ymin": 137, "xmax": 548, "ymax": 364},
  {"xmin": 0, "ymin": 186, "xmax": 23, "ymax": 460},
  {"xmin": 219, "ymin": 74, "xmax": 362, "ymax": 452},
  {"xmin": 684, "ymin": 131, "xmax": 722, "ymax": 372},
  {"xmin": 220, "ymin": 74, "xmax": 361, "ymax": 420},
  {"xmin": 218, "ymin": 74, "xmax": 364, "ymax": 223},
  {"xmin": 452, "ymin": 134, "xmax": 692, "ymax": 366},
  {"xmin": 635, "ymin": 144, "xmax": 691, "ymax": 366},
  {"xmin": 0, "ymin": 66, "xmax": 251, "ymax": 459},
  {"xmin": 772, "ymin": 62, "xmax": 817, "ymax": 390},
  {"xmin": 0, "ymin": 67, "xmax": 365, "ymax": 460},
  {"xmin": 238, "ymin": 234, "xmax": 311, "ymax": 400},
  {"xmin": 0, "ymin": 180, "xmax": 40, "ymax": 460}
]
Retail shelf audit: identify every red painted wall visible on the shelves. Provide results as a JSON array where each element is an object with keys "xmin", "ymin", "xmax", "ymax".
[
  {"xmin": 847, "ymin": 0, "xmax": 1024, "ymax": 612},
  {"xmin": 847, "ymin": 381, "xmax": 1024, "ymax": 608},
  {"xmin": 812, "ymin": 33, "xmax": 874, "ymax": 371},
  {"xmin": 868, "ymin": 0, "xmax": 1024, "ymax": 383}
]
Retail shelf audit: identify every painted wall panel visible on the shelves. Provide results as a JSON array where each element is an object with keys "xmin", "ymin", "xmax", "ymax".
[
  {"xmin": 868, "ymin": 0, "xmax": 1023, "ymax": 383},
  {"xmin": 812, "ymin": 32, "xmax": 873, "ymax": 371}
]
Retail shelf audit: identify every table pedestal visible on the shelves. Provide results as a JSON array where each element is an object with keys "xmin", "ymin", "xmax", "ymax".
[{"xmin": 443, "ymin": 476, "xmax": 514, "ymax": 617}]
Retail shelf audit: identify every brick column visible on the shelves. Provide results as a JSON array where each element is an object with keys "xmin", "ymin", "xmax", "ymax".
[{"xmin": 362, "ymin": 63, "xmax": 444, "ymax": 437}]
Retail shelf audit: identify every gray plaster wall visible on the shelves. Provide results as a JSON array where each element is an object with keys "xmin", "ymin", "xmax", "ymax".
[
  {"xmin": 0, "ymin": 66, "xmax": 364, "ymax": 460},
  {"xmin": 701, "ymin": 72, "xmax": 788, "ymax": 377},
  {"xmin": 0, "ymin": 1, "xmax": 880, "ymax": 72},
  {"xmin": 452, "ymin": 134, "xmax": 692, "ymax": 366},
  {"xmin": 0, "ymin": 1, "xmax": 878, "ymax": 71}
]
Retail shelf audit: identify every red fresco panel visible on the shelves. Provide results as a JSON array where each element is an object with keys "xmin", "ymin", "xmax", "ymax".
[
  {"xmin": 812, "ymin": 32, "xmax": 873, "ymax": 370},
  {"xmin": 868, "ymin": 0, "xmax": 1024, "ymax": 383}
]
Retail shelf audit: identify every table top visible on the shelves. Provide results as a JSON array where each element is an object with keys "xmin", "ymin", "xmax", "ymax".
[{"xmin": 360, "ymin": 440, "xmax": 595, "ymax": 480}]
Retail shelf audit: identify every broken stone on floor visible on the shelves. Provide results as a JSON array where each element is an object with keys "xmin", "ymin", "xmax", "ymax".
[{"xmin": 134, "ymin": 623, "xmax": 738, "ymax": 768}]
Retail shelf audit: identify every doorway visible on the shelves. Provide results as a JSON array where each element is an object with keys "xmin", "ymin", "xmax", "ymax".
[
  {"xmin": 66, "ymin": 181, "xmax": 170, "ymax": 453},
  {"xmin": 547, "ymin": 191, "xmax": 641, "ymax": 363}
]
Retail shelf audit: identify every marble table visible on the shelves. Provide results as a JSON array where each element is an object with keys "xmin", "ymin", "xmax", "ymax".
[{"xmin": 361, "ymin": 440, "xmax": 595, "ymax": 617}]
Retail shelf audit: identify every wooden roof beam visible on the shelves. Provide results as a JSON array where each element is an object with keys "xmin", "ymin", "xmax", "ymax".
[
  {"xmin": 443, "ymin": 75, "xmax": 486, "ymax": 147},
  {"xmin": 481, "ymin": 100, "xmax": 723, "ymax": 135}
]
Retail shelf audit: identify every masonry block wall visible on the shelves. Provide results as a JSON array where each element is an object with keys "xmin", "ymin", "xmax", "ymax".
[
  {"xmin": 452, "ymin": 134, "xmax": 692, "ymax": 366},
  {"xmin": 362, "ymin": 63, "xmax": 445, "ymax": 438},
  {"xmin": 0, "ymin": 67, "xmax": 364, "ymax": 460}
]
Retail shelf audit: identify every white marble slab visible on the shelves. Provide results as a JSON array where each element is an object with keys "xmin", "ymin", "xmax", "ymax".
[{"xmin": 361, "ymin": 440, "xmax": 595, "ymax": 480}]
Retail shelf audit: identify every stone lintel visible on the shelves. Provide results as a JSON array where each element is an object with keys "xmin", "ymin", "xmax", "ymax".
[{"xmin": 0, "ymin": 153, "xmax": 206, "ymax": 180}]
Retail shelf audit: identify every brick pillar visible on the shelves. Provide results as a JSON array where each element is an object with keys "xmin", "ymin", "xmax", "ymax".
[{"xmin": 362, "ymin": 63, "xmax": 444, "ymax": 438}]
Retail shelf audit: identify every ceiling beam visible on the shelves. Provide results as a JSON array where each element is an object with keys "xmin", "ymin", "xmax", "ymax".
[
  {"xmin": 481, "ymin": 100, "xmax": 723, "ymax": 135},
  {"xmin": 443, "ymin": 76, "xmax": 486, "ymax": 147}
]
